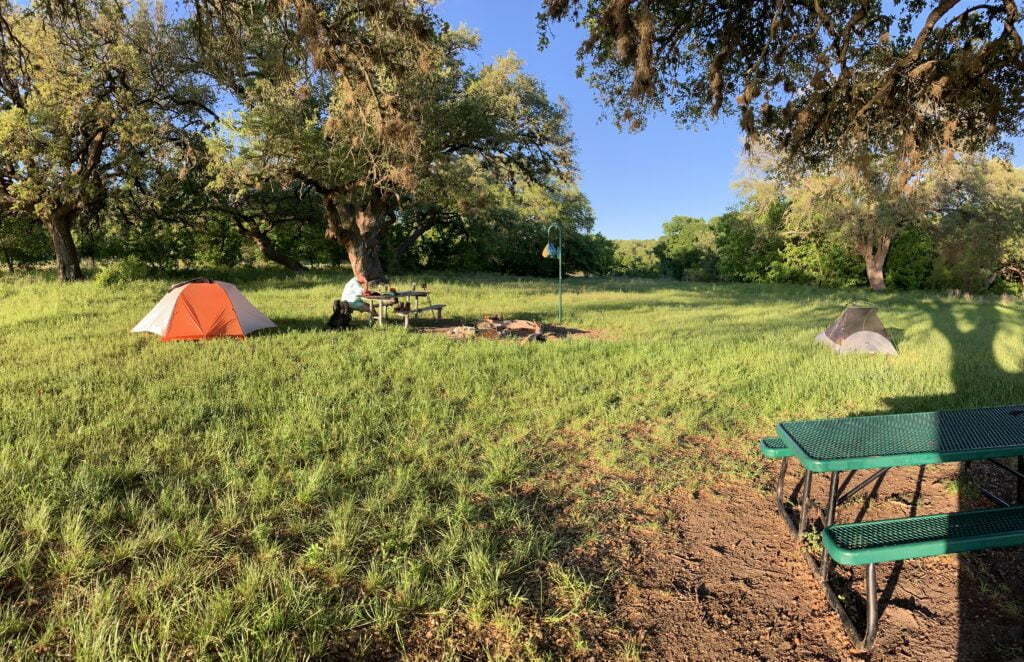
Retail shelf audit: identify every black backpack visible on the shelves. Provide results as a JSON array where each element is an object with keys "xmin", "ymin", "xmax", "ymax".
[{"xmin": 327, "ymin": 299, "xmax": 353, "ymax": 330}]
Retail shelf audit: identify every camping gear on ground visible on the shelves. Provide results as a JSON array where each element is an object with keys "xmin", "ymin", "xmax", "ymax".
[
  {"xmin": 815, "ymin": 305, "xmax": 897, "ymax": 355},
  {"xmin": 132, "ymin": 278, "xmax": 276, "ymax": 341},
  {"xmin": 327, "ymin": 299, "xmax": 353, "ymax": 330},
  {"xmin": 762, "ymin": 405, "xmax": 1024, "ymax": 650}
]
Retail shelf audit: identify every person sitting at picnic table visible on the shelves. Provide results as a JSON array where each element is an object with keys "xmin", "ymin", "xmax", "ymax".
[{"xmin": 341, "ymin": 275, "xmax": 369, "ymax": 312}]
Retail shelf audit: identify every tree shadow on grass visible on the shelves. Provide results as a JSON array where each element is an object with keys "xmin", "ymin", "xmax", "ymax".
[{"xmin": 858, "ymin": 298, "xmax": 1024, "ymax": 660}]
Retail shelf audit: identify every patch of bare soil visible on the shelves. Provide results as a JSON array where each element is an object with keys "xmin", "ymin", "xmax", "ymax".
[
  {"xmin": 418, "ymin": 315, "xmax": 597, "ymax": 341},
  {"xmin": 566, "ymin": 460, "xmax": 1024, "ymax": 661},
  {"xmin": 407, "ymin": 440, "xmax": 1024, "ymax": 661}
]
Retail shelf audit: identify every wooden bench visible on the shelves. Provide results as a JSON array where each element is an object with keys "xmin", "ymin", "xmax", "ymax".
[{"xmin": 395, "ymin": 304, "xmax": 445, "ymax": 328}]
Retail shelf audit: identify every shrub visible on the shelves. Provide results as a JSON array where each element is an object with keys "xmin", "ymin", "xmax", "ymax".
[
  {"xmin": 95, "ymin": 256, "xmax": 150, "ymax": 285},
  {"xmin": 886, "ymin": 228, "xmax": 934, "ymax": 290},
  {"xmin": 766, "ymin": 237, "xmax": 864, "ymax": 288},
  {"xmin": 654, "ymin": 216, "xmax": 717, "ymax": 280},
  {"xmin": 610, "ymin": 239, "xmax": 660, "ymax": 277},
  {"xmin": 711, "ymin": 209, "xmax": 784, "ymax": 282}
]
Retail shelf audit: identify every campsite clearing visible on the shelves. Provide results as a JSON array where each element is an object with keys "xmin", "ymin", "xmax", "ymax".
[{"xmin": 2, "ymin": 269, "xmax": 1024, "ymax": 660}]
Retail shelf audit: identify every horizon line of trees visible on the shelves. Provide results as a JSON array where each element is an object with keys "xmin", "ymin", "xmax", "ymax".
[
  {"xmin": 613, "ymin": 155, "xmax": 1024, "ymax": 294},
  {"xmin": 4, "ymin": 1, "xmax": 1024, "ymax": 291}
]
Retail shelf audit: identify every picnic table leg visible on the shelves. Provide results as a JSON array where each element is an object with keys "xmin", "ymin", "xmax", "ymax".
[
  {"xmin": 797, "ymin": 469, "xmax": 814, "ymax": 537},
  {"xmin": 864, "ymin": 563, "xmax": 879, "ymax": 649},
  {"xmin": 773, "ymin": 457, "xmax": 803, "ymax": 538},
  {"xmin": 775, "ymin": 457, "xmax": 789, "ymax": 508},
  {"xmin": 1018, "ymin": 457, "xmax": 1024, "ymax": 504},
  {"xmin": 819, "ymin": 471, "xmax": 840, "ymax": 581}
]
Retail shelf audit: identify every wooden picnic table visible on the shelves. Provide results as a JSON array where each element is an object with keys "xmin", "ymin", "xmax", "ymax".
[
  {"xmin": 360, "ymin": 293, "xmax": 398, "ymax": 326},
  {"xmin": 763, "ymin": 404, "xmax": 1024, "ymax": 650},
  {"xmin": 361, "ymin": 290, "xmax": 442, "ymax": 327}
]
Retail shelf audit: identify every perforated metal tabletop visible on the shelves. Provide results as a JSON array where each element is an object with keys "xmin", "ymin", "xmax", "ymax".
[{"xmin": 777, "ymin": 405, "xmax": 1024, "ymax": 472}]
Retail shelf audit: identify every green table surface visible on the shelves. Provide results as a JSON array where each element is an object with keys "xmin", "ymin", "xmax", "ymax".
[{"xmin": 777, "ymin": 404, "xmax": 1024, "ymax": 472}]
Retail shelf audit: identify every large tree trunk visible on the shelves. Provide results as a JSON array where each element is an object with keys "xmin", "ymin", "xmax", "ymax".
[
  {"xmin": 324, "ymin": 195, "xmax": 389, "ymax": 283},
  {"xmin": 859, "ymin": 236, "xmax": 891, "ymax": 292},
  {"xmin": 43, "ymin": 208, "xmax": 83, "ymax": 281},
  {"xmin": 344, "ymin": 219, "xmax": 386, "ymax": 283}
]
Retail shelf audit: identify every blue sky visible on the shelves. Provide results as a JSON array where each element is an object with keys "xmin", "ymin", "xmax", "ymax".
[{"xmin": 436, "ymin": 0, "xmax": 744, "ymax": 240}]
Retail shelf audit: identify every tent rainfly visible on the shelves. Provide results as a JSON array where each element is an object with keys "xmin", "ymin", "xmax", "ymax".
[
  {"xmin": 132, "ymin": 278, "xmax": 276, "ymax": 341},
  {"xmin": 815, "ymin": 306, "xmax": 897, "ymax": 356}
]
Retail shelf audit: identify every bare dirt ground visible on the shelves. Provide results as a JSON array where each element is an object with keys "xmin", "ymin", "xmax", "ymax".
[
  {"xmin": 564, "ymin": 459, "xmax": 1024, "ymax": 661},
  {"xmin": 409, "ymin": 441, "xmax": 1024, "ymax": 661},
  {"xmin": 416, "ymin": 317, "xmax": 597, "ymax": 341}
]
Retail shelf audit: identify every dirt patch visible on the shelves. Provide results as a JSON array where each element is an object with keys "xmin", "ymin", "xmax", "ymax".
[
  {"xmin": 563, "ymin": 459, "xmax": 1024, "ymax": 661},
  {"xmin": 405, "ymin": 439, "xmax": 1024, "ymax": 661},
  {"xmin": 418, "ymin": 315, "xmax": 597, "ymax": 341}
]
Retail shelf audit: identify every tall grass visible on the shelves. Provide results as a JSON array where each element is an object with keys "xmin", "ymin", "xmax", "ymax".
[{"xmin": 2, "ymin": 269, "xmax": 1023, "ymax": 658}]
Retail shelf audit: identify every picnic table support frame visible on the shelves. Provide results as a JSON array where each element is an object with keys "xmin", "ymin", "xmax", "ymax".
[
  {"xmin": 773, "ymin": 461, "xmax": 883, "ymax": 651},
  {"xmin": 836, "ymin": 468, "xmax": 888, "ymax": 506},
  {"xmin": 864, "ymin": 563, "xmax": 879, "ymax": 649},
  {"xmin": 797, "ymin": 469, "xmax": 814, "ymax": 536},
  {"xmin": 983, "ymin": 458, "xmax": 1024, "ymax": 501},
  {"xmin": 965, "ymin": 460, "xmax": 1016, "ymax": 508},
  {"xmin": 819, "ymin": 472, "xmax": 839, "ymax": 581},
  {"xmin": 1019, "ymin": 457, "xmax": 1024, "ymax": 504}
]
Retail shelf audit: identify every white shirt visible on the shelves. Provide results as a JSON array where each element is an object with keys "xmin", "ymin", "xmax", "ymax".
[{"xmin": 341, "ymin": 277, "xmax": 364, "ymax": 303}]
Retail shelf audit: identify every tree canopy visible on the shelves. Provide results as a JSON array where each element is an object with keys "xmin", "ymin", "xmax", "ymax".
[
  {"xmin": 0, "ymin": 0, "xmax": 213, "ymax": 279},
  {"xmin": 539, "ymin": 1, "xmax": 1024, "ymax": 170},
  {"xmin": 202, "ymin": 1, "xmax": 576, "ymax": 282}
]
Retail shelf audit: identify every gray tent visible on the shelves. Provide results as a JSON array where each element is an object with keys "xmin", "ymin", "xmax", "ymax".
[{"xmin": 815, "ymin": 306, "xmax": 897, "ymax": 355}]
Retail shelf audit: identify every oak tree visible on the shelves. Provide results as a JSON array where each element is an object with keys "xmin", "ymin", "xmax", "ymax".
[
  {"xmin": 200, "ymin": 1, "xmax": 575, "ymax": 282},
  {"xmin": 540, "ymin": 1, "xmax": 1024, "ymax": 168},
  {"xmin": 0, "ymin": 0, "xmax": 213, "ymax": 280}
]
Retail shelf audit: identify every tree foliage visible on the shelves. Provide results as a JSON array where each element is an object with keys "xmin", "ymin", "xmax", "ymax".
[
  {"xmin": 540, "ymin": 0, "xmax": 1024, "ymax": 170},
  {"xmin": 0, "ymin": 0, "xmax": 213, "ymax": 280},
  {"xmin": 653, "ymin": 215, "xmax": 716, "ymax": 280},
  {"xmin": 202, "ymin": 0, "xmax": 576, "ymax": 282}
]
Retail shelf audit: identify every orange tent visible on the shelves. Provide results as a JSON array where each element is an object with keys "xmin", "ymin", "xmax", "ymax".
[{"xmin": 132, "ymin": 278, "xmax": 276, "ymax": 341}]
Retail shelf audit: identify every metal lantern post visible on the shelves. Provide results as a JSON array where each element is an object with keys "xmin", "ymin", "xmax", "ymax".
[{"xmin": 543, "ymin": 223, "xmax": 563, "ymax": 323}]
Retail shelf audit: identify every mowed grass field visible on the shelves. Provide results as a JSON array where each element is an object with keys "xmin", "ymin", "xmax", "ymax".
[{"xmin": 3, "ymin": 268, "xmax": 1024, "ymax": 659}]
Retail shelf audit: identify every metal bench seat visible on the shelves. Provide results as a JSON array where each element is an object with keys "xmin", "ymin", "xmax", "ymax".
[
  {"xmin": 823, "ymin": 505, "xmax": 1024, "ymax": 566},
  {"xmin": 759, "ymin": 437, "xmax": 793, "ymax": 459},
  {"xmin": 819, "ymin": 505, "xmax": 1024, "ymax": 649},
  {"xmin": 395, "ymin": 303, "xmax": 445, "ymax": 327},
  {"xmin": 408, "ymin": 304, "xmax": 444, "ymax": 314}
]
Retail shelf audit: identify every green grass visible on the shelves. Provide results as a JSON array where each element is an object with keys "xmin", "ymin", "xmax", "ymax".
[{"xmin": 2, "ymin": 268, "xmax": 1024, "ymax": 659}]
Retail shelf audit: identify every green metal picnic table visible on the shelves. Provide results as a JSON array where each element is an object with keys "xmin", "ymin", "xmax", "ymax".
[
  {"xmin": 773, "ymin": 405, "xmax": 1024, "ymax": 539},
  {"xmin": 766, "ymin": 404, "xmax": 1024, "ymax": 649}
]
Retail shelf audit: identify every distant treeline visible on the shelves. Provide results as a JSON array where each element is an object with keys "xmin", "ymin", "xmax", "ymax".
[
  {"xmin": 612, "ymin": 213, "xmax": 1020, "ymax": 293},
  {"xmin": 612, "ymin": 157, "xmax": 1024, "ymax": 294}
]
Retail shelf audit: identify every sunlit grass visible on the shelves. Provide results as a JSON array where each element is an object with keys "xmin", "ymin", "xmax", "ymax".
[{"xmin": 2, "ymin": 268, "xmax": 1024, "ymax": 658}]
